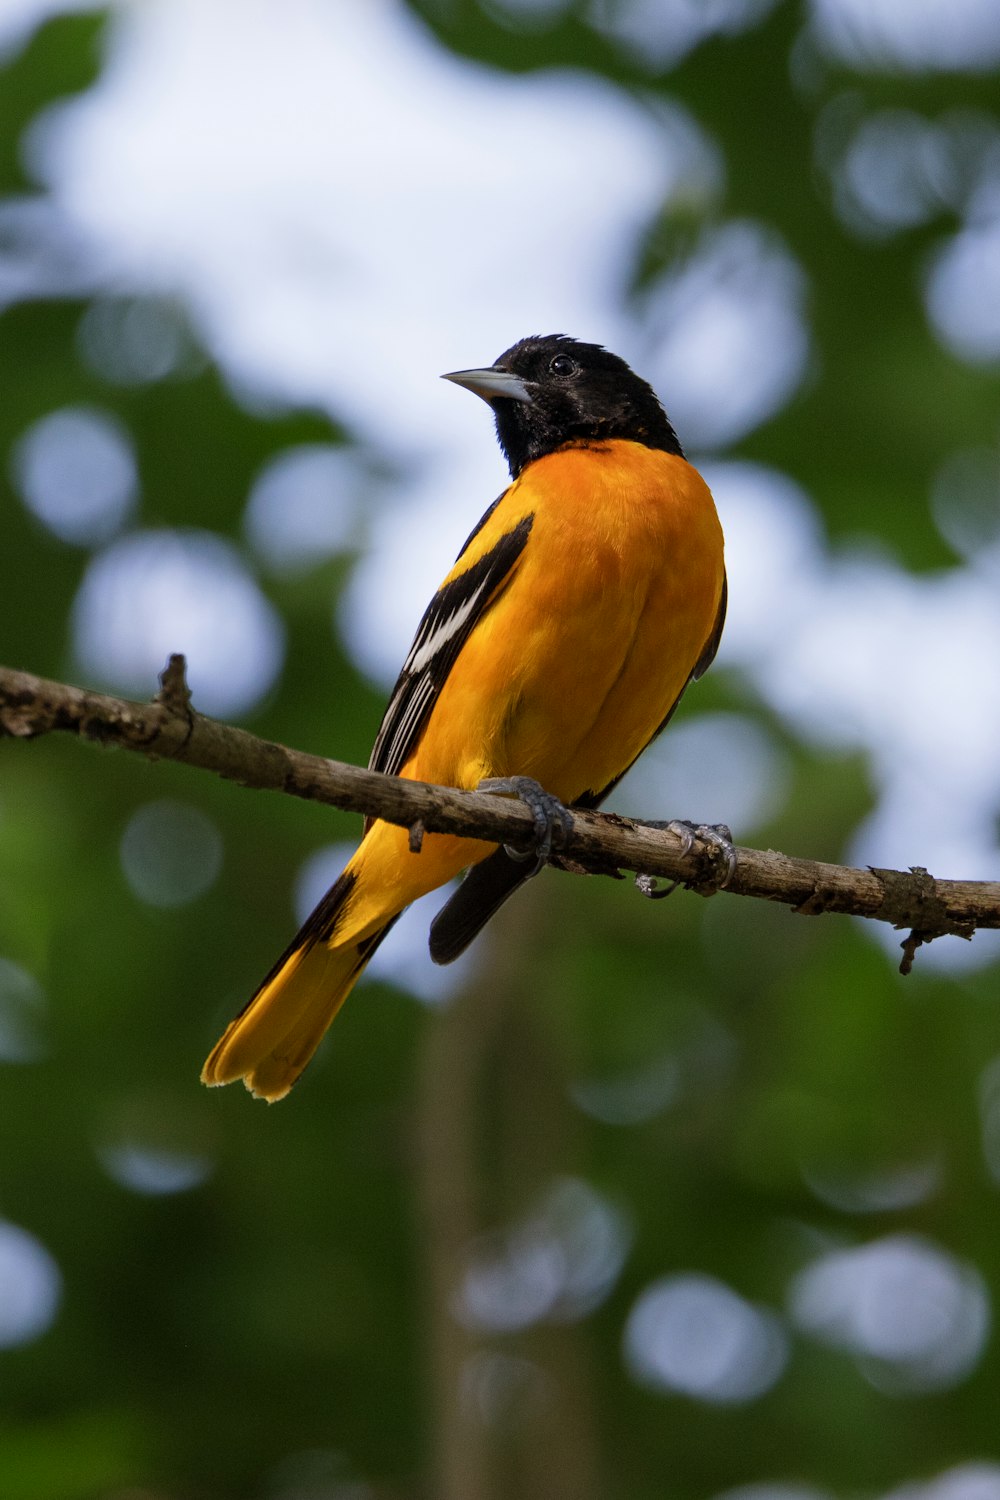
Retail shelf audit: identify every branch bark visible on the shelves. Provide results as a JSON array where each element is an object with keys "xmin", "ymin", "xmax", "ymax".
[{"xmin": 2, "ymin": 657, "xmax": 998, "ymax": 969}]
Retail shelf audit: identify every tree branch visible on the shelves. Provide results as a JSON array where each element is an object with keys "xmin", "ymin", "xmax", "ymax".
[{"xmin": 2, "ymin": 657, "xmax": 998, "ymax": 969}]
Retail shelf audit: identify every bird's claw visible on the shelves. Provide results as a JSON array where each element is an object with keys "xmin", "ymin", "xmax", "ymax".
[
  {"xmin": 635, "ymin": 872, "xmax": 680, "ymax": 901},
  {"xmin": 671, "ymin": 819, "xmax": 737, "ymax": 889},
  {"xmin": 477, "ymin": 776, "xmax": 573, "ymax": 874},
  {"xmin": 640, "ymin": 819, "xmax": 737, "ymax": 891}
]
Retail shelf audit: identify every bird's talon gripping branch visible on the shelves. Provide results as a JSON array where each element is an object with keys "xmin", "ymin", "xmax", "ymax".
[
  {"xmin": 671, "ymin": 820, "xmax": 737, "ymax": 889},
  {"xmin": 478, "ymin": 775, "xmax": 574, "ymax": 873},
  {"xmin": 641, "ymin": 819, "xmax": 737, "ymax": 890}
]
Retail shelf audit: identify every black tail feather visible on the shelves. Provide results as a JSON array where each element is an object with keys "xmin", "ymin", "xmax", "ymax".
[{"xmin": 429, "ymin": 848, "xmax": 532, "ymax": 964}]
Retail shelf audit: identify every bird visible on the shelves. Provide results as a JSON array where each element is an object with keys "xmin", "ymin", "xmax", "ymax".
[{"xmin": 201, "ymin": 334, "xmax": 727, "ymax": 1101}]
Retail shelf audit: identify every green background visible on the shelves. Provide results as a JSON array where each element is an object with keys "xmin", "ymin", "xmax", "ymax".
[{"xmin": 1, "ymin": 5, "xmax": 999, "ymax": 1498}]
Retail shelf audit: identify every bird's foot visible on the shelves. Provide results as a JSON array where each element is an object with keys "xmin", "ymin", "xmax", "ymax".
[
  {"xmin": 477, "ymin": 776, "xmax": 573, "ymax": 875},
  {"xmin": 639, "ymin": 819, "xmax": 737, "ymax": 892}
]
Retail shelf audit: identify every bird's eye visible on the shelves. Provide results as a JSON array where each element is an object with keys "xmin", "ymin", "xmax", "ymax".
[{"xmin": 549, "ymin": 354, "xmax": 576, "ymax": 377}]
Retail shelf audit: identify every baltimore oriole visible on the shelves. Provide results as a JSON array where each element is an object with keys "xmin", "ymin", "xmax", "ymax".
[{"xmin": 202, "ymin": 335, "xmax": 726, "ymax": 1101}]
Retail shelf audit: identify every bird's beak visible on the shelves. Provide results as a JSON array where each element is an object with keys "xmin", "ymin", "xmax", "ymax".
[{"xmin": 441, "ymin": 367, "xmax": 534, "ymax": 404}]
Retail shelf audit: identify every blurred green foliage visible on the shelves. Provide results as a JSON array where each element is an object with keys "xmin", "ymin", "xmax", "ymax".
[{"xmin": 1, "ymin": 6, "xmax": 999, "ymax": 1500}]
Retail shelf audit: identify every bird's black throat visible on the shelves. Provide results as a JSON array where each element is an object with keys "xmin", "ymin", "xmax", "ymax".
[{"xmin": 487, "ymin": 334, "xmax": 684, "ymax": 478}]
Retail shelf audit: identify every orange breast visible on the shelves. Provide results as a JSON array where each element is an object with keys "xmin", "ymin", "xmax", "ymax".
[{"xmin": 405, "ymin": 439, "xmax": 725, "ymax": 804}]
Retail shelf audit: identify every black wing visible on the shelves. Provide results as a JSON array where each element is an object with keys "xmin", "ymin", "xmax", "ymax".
[{"xmin": 367, "ymin": 511, "xmax": 533, "ymax": 782}]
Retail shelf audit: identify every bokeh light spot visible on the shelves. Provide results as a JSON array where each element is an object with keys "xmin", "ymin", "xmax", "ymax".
[
  {"xmin": 99, "ymin": 1143, "xmax": 213, "ymax": 1196},
  {"xmin": 0, "ymin": 1218, "xmax": 61, "ymax": 1348},
  {"xmin": 624, "ymin": 1273, "xmax": 788, "ymax": 1403},
  {"xmin": 571, "ymin": 1053, "xmax": 681, "ymax": 1126},
  {"xmin": 802, "ymin": 1154, "xmax": 943, "ymax": 1215},
  {"xmin": 703, "ymin": 461, "xmax": 825, "ymax": 669},
  {"xmin": 457, "ymin": 1178, "xmax": 631, "ymax": 1333},
  {"xmin": 76, "ymin": 295, "xmax": 195, "ymax": 385},
  {"xmin": 588, "ymin": 0, "xmax": 779, "ymax": 72},
  {"xmin": 573, "ymin": 1005, "xmax": 736, "ymax": 1126},
  {"xmin": 976, "ymin": 1055, "xmax": 1000, "ymax": 1187},
  {"xmin": 811, "ymin": 0, "xmax": 1000, "ymax": 72},
  {"xmin": 837, "ymin": 110, "xmax": 947, "ymax": 235},
  {"xmin": 0, "ymin": 955, "xmax": 48, "ymax": 1064},
  {"xmin": 11, "ymin": 404, "xmax": 137, "ymax": 546},
  {"xmin": 95, "ymin": 1091, "xmax": 216, "ymax": 1196},
  {"xmin": 789, "ymin": 1234, "xmax": 989, "ymax": 1391},
  {"xmin": 73, "ymin": 528, "xmax": 285, "ymax": 717},
  {"xmin": 641, "ymin": 221, "xmax": 809, "ymax": 449},
  {"xmin": 120, "ymin": 799, "xmax": 223, "ymax": 908},
  {"xmin": 886, "ymin": 1465, "xmax": 1000, "ymax": 1500},
  {"xmin": 476, "ymin": 0, "xmax": 573, "ymax": 33},
  {"xmin": 714, "ymin": 1486, "xmax": 831, "ymax": 1500},
  {"xmin": 244, "ymin": 444, "xmax": 363, "ymax": 575},
  {"xmin": 925, "ymin": 222, "xmax": 1000, "ymax": 365},
  {"xmin": 616, "ymin": 711, "xmax": 790, "ymax": 833},
  {"xmin": 931, "ymin": 447, "xmax": 1000, "ymax": 567}
]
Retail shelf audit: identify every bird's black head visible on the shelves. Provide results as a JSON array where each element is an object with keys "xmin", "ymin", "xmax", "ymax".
[{"xmin": 443, "ymin": 334, "xmax": 683, "ymax": 478}]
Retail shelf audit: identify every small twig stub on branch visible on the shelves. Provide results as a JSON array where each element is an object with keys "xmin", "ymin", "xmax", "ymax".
[{"xmin": 156, "ymin": 652, "xmax": 193, "ymax": 719}]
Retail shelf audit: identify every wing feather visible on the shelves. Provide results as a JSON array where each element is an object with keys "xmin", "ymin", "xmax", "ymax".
[{"xmin": 367, "ymin": 511, "xmax": 534, "ymax": 783}]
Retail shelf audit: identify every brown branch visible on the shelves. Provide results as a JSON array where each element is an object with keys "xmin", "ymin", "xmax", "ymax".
[{"xmin": 2, "ymin": 657, "xmax": 998, "ymax": 970}]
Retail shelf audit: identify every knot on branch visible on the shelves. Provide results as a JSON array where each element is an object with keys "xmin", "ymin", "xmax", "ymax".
[
  {"xmin": 0, "ymin": 673, "xmax": 51, "ymax": 739},
  {"xmin": 869, "ymin": 864, "xmax": 976, "ymax": 973},
  {"xmin": 793, "ymin": 873, "xmax": 844, "ymax": 916}
]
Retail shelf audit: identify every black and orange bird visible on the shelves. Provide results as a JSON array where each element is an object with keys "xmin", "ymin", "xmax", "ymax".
[{"xmin": 202, "ymin": 335, "xmax": 726, "ymax": 1101}]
